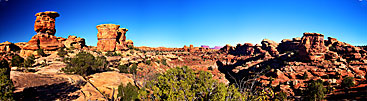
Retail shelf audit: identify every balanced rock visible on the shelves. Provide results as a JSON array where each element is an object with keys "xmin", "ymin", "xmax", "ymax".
[
  {"xmin": 298, "ymin": 32, "xmax": 327, "ymax": 61},
  {"xmin": 34, "ymin": 11, "xmax": 60, "ymax": 35}
]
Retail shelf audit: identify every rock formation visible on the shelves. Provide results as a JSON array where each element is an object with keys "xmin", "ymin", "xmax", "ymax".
[
  {"xmin": 97, "ymin": 24, "xmax": 132, "ymax": 51},
  {"xmin": 298, "ymin": 32, "xmax": 327, "ymax": 61},
  {"xmin": 0, "ymin": 41, "xmax": 21, "ymax": 53},
  {"xmin": 19, "ymin": 11, "xmax": 86, "ymax": 57},
  {"xmin": 63, "ymin": 35, "xmax": 86, "ymax": 49},
  {"xmin": 34, "ymin": 11, "xmax": 60, "ymax": 35}
]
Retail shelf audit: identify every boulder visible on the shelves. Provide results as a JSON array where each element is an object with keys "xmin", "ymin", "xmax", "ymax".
[
  {"xmin": 261, "ymin": 39, "xmax": 279, "ymax": 56},
  {"xmin": 63, "ymin": 35, "xmax": 86, "ymax": 49}
]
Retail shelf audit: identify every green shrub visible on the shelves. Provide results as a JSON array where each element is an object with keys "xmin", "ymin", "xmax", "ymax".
[
  {"xmin": 23, "ymin": 55, "xmax": 35, "ymax": 68},
  {"xmin": 36, "ymin": 49, "xmax": 46, "ymax": 57},
  {"xmin": 303, "ymin": 71, "xmax": 308, "ymax": 80},
  {"xmin": 128, "ymin": 45, "xmax": 133, "ymax": 49},
  {"xmin": 161, "ymin": 59, "xmax": 167, "ymax": 66},
  {"xmin": 275, "ymin": 91, "xmax": 287, "ymax": 101},
  {"xmin": 139, "ymin": 66, "xmax": 242, "ymax": 100},
  {"xmin": 118, "ymin": 65, "xmax": 129, "ymax": 73},
  {"xmin": 304, "ymin": 80, "xmax": 326, "ymax": 101},
  {"xmin": 341, "ymin": 76, "xmax": 355, "ymax": 88},
  {"xmin": 130, "ymin": 64, "xmax": 137, "ymax": 74},
  {"xmin": 145, "ymin": 60, "xmax": 151, "ymax": 65},
  {"xmin": 10, "ymin": 54, "xmax": 24, "ymax": 67},
  {"xmin": 57, "ymin": 48, "xmax": 68, "ymax": 57},
  {"xmin": 117, "ymin": 82, "xmax": 139, "ymax": 101},
  {"xmin": 62, "ymin": 52, "xmax": 108, "ymax": 76},
  {"xmin": 0, "ymin": 59, "xmax": 14, "ymax": 100}
]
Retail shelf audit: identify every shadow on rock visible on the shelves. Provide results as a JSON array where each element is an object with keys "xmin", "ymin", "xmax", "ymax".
[{"xmin": 14, "ymin": 82, "xmax": 81, "ymax": 101}]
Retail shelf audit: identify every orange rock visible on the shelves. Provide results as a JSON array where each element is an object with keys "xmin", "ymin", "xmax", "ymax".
[
  {"xmin": 0, "ymin": 41, "xmax": 20, "ymax": 53},
  {"xmin": 34, "ymin": 11, "xmax": 59, "ymax": 35},
  {"xmin": 298, "ymin": 32, "xmax": 327, "ymax": 61},
  {"xmin": 96, "ymin": 24, "xmax": 132, "ymax": 51},
  {"xmin": 62, "ymin": 35, "xmax": 86, "ymax": 49}
]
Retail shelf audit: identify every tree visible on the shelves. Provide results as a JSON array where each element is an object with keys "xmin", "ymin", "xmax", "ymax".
[
  {"xmin": 62, "ymin": 52, "xmax": 108, "ymax": 76},
  {"xmin": 139, "ymin": 66, "xmax": 243, "ymax": 100},
  {"xmin": 0, "ymin": 59, "xmax": 14, "ymax": 100},
  {"xmin": 117, "ymin": 82, "xmax": 139, "ymax": 101},
  {"xmin": 10, "ymin": 54, "xmax": 24, "ymax": 67},
  {"xmin": 304, "ymin": 80, "xmax": 326, "ymax": 101},
  {"xmin": 341, "ymin": 76, "xmax": 355, "ymax": 88},
  {"xmin": 57, "ymin": 48, "xmax": 68, "ymax": 57}
]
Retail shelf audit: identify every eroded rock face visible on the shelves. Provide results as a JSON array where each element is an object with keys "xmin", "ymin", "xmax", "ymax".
[
  {"xmin": 298, "ymin": 33, "xmax": 327, "ymax": 61},
  {"xmin": 261, "ymin": 39, "xmax": 279, "ymax": 56},
  {"xmin": 97, "ymin": 24, "xmax": 132, "ymax": 51},
  {"xmin": 23, "ymin": 34, "xmax": 64, "ymax": 51},
  {"xmin": 63, "ymin": 35, "xmax": 86, "ymax": 49},
  {"xmin": 0, "ymin": 41, "xmax": 21, "ymax": 53},
  {"xmin": 34, "ymin": 11, "xmax": 60, "ymax": 35}
]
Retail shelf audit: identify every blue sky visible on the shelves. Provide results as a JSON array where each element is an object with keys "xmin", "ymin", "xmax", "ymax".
[{"xmin": 0, "ymin": 0, "xmax": 366, "ymax": 47}]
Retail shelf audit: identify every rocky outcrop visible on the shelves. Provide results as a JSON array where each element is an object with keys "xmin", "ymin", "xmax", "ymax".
[
  {"xmin": 34, "ymin": 11, "xmax": 60, "ymax": 35},
  {"xmin": 0, "ymin": 41, "xmax": 21, "ymax": 53},
  {"xmin": 22, "ymin": 34, "xmax": 64, "ymax": 51},
  {"xmin": 261, "ymin": 39, "xmax": 279, "ymax": 56},
  {"xmin": 298, "ymin": 32, "xmax": 327, "ymax": 61},
  {"xmin": 97, "ymin": 24, "xmax": 132, "ymax": 51},
  {"xmin": 63, "ymin": 35, "xmax": 86, "ymax": 49},
  {"xmin": 277, "ymin": 37, "xmax": 301, "ymax": 53}
]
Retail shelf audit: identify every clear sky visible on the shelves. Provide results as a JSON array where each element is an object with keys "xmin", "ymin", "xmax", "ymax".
[{"xmin": 0, "ymin": 0, "xmax": 366, "ymax": 47}]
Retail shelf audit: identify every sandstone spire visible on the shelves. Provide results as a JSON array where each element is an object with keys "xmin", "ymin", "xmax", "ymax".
[{"xmin": 34, "ymin": 11, "xmax": 60, "ymax": 35}]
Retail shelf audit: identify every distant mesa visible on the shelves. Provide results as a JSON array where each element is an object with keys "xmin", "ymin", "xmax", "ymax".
[{"xmin": 219, "ymin": 32, "xmax": 367, "ymax": 62}]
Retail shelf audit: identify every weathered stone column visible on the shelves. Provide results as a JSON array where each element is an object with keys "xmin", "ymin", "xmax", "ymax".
[{"xmin": 34, "ymin": 11, "xmax": 60, "ymax": 35}]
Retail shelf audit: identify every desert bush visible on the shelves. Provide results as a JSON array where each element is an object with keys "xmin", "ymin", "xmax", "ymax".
[
  {"xmin": 275, "ymin": 91, "xmax": 287, "ymax": 101},
  {"xmin": 139, "ymin": 66, "xmax": 243, "ymax": 100},
  {"xmin": 130, "ymin": 64, "xmax": 137, "ymax": 74},
  {"xmin": 62, "ymin": 52, "xmax": 108, "ymax": 76},
  {"xmin": 128, "ymin": 45, "xmax": 133, "ymax": 49},
  {"xmin": 341, "ymin": 76, "xmax": 355, "ymax": 88},
  {"xmin": 118, "ymin": 65, "xmax": 129, "ymax": 73},
  {"xmin": 304, "ymin": 80, "xmax": 326, "ymax": 101},
  {"xmin": 302, "ymin": 71, "xmax": 308, "ymax": 80},
  {"xmin": 0, "ymin": 59, "xmax": 14, "ymax": 100},
  {"xmin": 145, "ymin": 60, "xmax": 151, "ymax": 65},
  {"xmin": 10, "ymin": 54, "xmax": 24, "ymax": 67},
  {"xmin": 117, "ymin": 82, "xmax": 139, "ymax": 101},
  {"xmin": 36, "ymin": 49, "xmax": 46, "ymax": 57},
  {"xmin": 57, "ymin": 47, "xmax": 68, "ymax": 57},
  {"xmin": 161, "ymin": 59, "xmax": 167, "ymax": 66},
  {"xmin": 23, "ymin": 55, "xmax": 35, "ymax": 68}
]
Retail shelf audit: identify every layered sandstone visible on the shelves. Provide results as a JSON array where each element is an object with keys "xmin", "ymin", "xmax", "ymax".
[
  {"xmin": 298, "ymin": 32, "xmax": 327, "ymax": 61},
  {"xmin": 63, "ymin": 35, "xmax": 86, "ymax": 49},
  {"xmin": 0, "ymin": 41, "xmax": 21, "ymax": 53},
  {"xmin": 97, "ymin": 24, "xmax": 132, "ymax": 51},
  {"xmin": 34, "ymin": 11, "xmax": 60, "ymax": 35}
]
